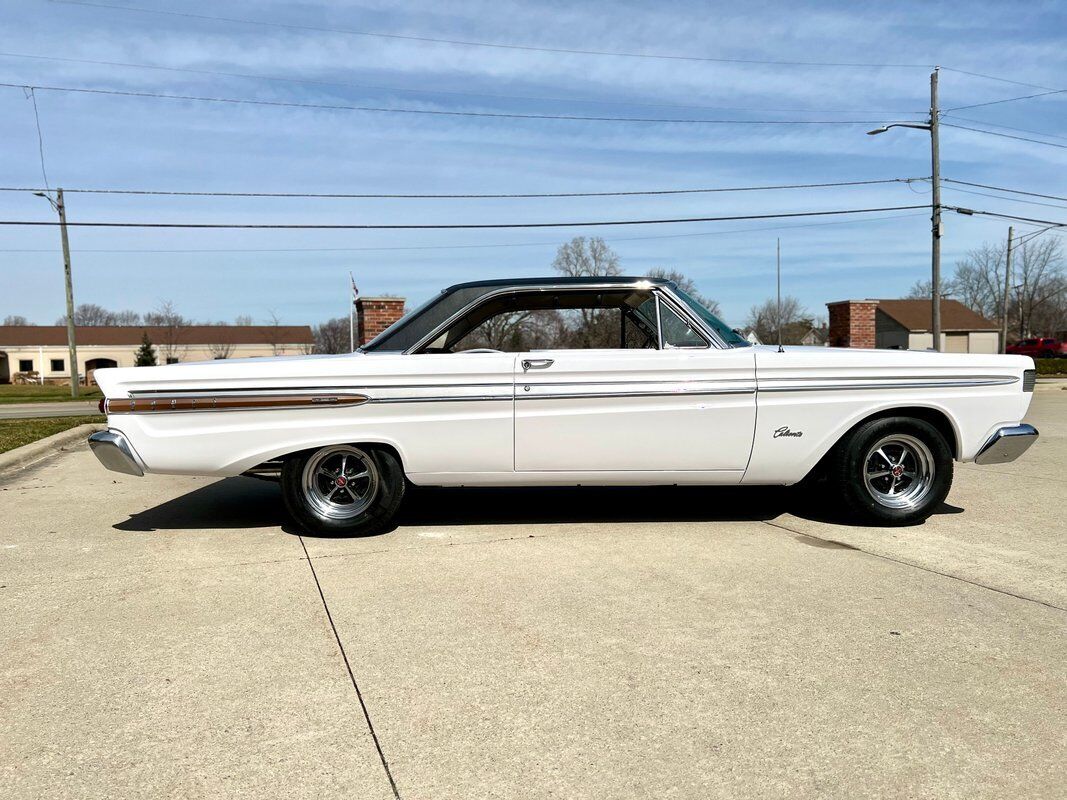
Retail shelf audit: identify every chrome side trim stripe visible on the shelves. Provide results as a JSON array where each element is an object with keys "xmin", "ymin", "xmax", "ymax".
[
  {"xmin": 759, "ymin": 376, "xmax": 1018, "ymax": 393},
  {"xmin": 517, "ymin": 388, "xmax": 755, "ymax": 401},
  {"xmin": 106, "ymin": 392, "xmax": 370, "ymax": 414},
  {"xmin": 367, "ymin": 388, "xmax": 755, "ymax": 404},
  {"xmin": 366, "ymin": 395, "xmax": 512, "ymax": 404}
]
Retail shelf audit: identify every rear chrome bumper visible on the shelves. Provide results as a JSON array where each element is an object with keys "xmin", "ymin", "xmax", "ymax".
[
  {"xmin": 88, "ymin": 430, "xmax": 145, "ymax": 476},
  {"xmin": 974, "ymin": 424, "xmax": 1039, "ymax": 465}
]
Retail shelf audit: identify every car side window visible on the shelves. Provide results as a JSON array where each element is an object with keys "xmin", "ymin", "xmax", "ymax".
[
  {"xmin": 659, "ymin": 299, "xmax": 709, "ymax": 348},
  {"xmin": 432, "ymin": 289, "xmax": 659, "ymax": 353}
]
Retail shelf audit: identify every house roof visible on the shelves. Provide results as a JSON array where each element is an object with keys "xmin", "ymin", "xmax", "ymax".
[
  {"xmin": 0, "ymin": 325, "xmax": 314, "ymax": 347},
  {"xmin": 876, "ymin": 299, "xmax": 997, "ymax": 332}
]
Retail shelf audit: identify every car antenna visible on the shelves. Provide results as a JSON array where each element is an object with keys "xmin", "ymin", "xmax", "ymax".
[{"xmin": 776, "ymin": 238, "xmax": 785, "ymax": 353}]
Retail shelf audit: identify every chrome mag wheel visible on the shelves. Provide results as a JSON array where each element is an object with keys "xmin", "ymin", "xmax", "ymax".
[
  {"xmin": 301, "ymin": 445, "xmax": 380, "ymax": 520},
  {"xmin": 862, "ymin": 434, "xmax": 935, "ymax": 510}
]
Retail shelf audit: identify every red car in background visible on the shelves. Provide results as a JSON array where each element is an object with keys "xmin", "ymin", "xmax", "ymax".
[{"xmin": 1007, "ymin": 337, "xmax": 1067, "ymax": 358}]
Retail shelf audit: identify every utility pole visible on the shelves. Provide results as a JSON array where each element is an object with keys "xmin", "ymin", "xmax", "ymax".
[
  {"xmin": 56, "ymin": 188, "xmax": 79, "ymax": 398},
  {"xmin": 866, "ymin": 67, "xmax": 942, "ymax": 351},
  {"xmin": 1001, "ymin": 226, "xmax": 1013, "ymax": 354},
  {"xmin": 929, "ymin": 67, "xmax": 942, "ymax": 352}
]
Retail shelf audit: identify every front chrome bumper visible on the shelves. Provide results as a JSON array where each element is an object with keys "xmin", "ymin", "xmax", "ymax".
[
  {"xmin": 974, "ymin": 424, "xmax": 1039, "ymax": 465},
  {"xmin": 88, "ymin": 430, "xmax": 145, "ymax": 476}
]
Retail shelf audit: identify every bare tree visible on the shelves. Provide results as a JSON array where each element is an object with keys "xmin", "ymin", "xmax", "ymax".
[
  {"xmin": 922, "ymin": 238, "xmax": 1067, "ymax": 338},
  {"xmin": 145, "ymin": 300, "xmax": 187, "ymax": 362},
  {"xmin": 208, "ymin": 340, "xmax": 236, "ymax": 359},
  {"xmin": 54, "ymin": 305, "xmax": 141, "ymax": 326},
  {"xmin": 313, "ymin": 317, "xmax": 349, "ymax": 354},
  {"xmin": 113, "ymin": 309, "xmax": 142, "ymax": 326},
  {"xmin": 59, "ymin": 303, "xmax": 109, "ymax": 326},
  {"xmin": 234, "ymin": 314, "xmax": 254, "ymax": 326},
  {"xmin": 647, "ymin": 267, "xmax": 722, "ymax": 316},
  {"xmin": 552, "ymin": 236, "xmax": 621, "ymax": 278},
  {"xmin": 745, "ymin": 296, "xmax": 809, "ymax": 345},
  {"xmin": 550, "ymin": 237, "xmax": 622, "ymax": 345},
  {"xmin": 265, "ymin": 310, "xmax": 285, "ymax": 355},
  {"xmin": 1012, "ymin": 238, "xmax": 1066, "ymax": 338},
  {"xmin": 3, "ymin": 315, "xmax": 29, "ymax": 325}
]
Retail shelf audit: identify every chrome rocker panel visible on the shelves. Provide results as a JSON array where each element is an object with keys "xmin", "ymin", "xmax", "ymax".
[
  {"xmin": 973, "ymin": 424, "xmax": 1039, "ymax": 465},
  {"xmin": 88, "ymin": 430, "xmax": 145, "ymax": 477}
]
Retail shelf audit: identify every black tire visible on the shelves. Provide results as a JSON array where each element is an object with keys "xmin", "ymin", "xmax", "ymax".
[
  {"xmin": 281, "ymin": 444, "xmax": 406, "ymax": 535},
  {"xmin": 829, "ymin": 416, "xmax": 953, "ymax": 526}
]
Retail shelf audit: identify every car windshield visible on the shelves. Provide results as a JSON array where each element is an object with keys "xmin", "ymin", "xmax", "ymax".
[{"xmin": 671, "ymin": 287, "xmax": 749, "ymax": 347}]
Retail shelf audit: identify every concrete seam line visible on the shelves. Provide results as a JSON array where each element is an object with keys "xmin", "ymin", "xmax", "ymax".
[
  {"xmin": 0, "ymin": 422, "xmax": 105, "ymax": 478},
  {"xmin": 762, "ymin": 519, "xmax": 1067, "ymax": 613},
  {"xmin": 297, "ymin": 535, "xmax": 402, "ymax": 799}
]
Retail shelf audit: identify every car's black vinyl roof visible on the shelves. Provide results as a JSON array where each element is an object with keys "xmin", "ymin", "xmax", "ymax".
[{"xmin": 443, "ymin": 275, "xmax": 675, "ymax": 293}]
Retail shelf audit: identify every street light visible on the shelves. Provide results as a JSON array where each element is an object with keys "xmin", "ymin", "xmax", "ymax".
[
  {"xmin": 867, "ymin": 68, "xmax": 943, "ymax": 351},
  {"xmin": 866, "ymin": 123, "xmax": 931, "ymax": 135}
]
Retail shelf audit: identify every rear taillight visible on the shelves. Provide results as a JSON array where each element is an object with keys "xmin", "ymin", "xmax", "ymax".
[{"xmin": 98, "ymin": 398, "xmax": 106, "ymax": 414}]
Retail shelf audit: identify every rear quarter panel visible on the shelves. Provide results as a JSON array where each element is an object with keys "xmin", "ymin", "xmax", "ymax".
[{"xmin": 743, "ymin": 347, "xmax": 1033, "ymax": 484}]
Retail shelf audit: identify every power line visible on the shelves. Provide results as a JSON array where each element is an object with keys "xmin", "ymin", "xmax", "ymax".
[
  {"xmin": 943, "ymin": 87, "xmax": 1067, "ymax": 112},
  {"xmin": 25, "ymin": 88, "xmax": 50, "ymax": 190},
  {"xmin": 49, "ymin": 0, "xmax": 933, "ymax": 69},
  {"xmin": 0, "ymin": 211, "xmax": 928, "ymax": 254},
  {"xmin": 0, "ymin": 51, "xmax": 927, "ymax": 116},
  {"xmin": 940, "ymin": 123, "xmax": 1067, "ymax": 150},
  {"xmin": 943, "ymin": 179, "xmax": 1067, "ymax": 203},
  {"xmin": 942, "ymin": 115, "xmax": 1067, "ymax": 143},
  {"xmin": 946, "ymin": 205, "xmax": 1066, "ymax": 228},
  {"xmin": 939, "ymin": 66, "xmax": 1061, "ymax": 93},
  {"xmin": 942, "ymin": 185, "xmax": 1067, "ymax": 211},
  {"xmin": 0, "ymin": 204, "xmax": 930, "ymax": 229},
  {"xmin": 0, "ymin": 82, "xmax": 895, "ymax": 125},
  {"xmin": 0, "ymin": 177, "xmax": 924, "ymax": 199}
]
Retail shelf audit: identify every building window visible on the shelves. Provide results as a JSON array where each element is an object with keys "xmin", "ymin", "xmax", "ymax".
[
  {"xmin": 19, "ymin": 359, "xmax": 33, "ymax": 372},
  {"xmin": 51, "ymin": 358, "xmax": 65, "ymax": 372},
  {"xmin": 166, "ymin": 357, "xmax": 179, "ymax": 364}
]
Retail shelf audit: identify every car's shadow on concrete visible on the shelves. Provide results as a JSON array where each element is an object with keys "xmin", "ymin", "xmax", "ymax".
[{"xmin": 112, "ymin": 476, "xmax": 965, "ymax": 536}]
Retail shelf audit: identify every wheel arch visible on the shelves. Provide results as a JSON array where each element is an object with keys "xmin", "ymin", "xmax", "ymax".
[
  {"xmin": 231, "ymin": 435, "xmax": 411, "ymax": 478},
  {"xmin": 802, "ymin": 404, "xmax": 960, "ymax": 484}
]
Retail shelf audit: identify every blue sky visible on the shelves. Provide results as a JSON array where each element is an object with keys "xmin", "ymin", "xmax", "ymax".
[{"xmin": 2, "ymin": 0, "xmax": 1066, "ymax": 328}]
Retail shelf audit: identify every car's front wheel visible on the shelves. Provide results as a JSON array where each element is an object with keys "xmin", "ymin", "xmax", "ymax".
[
  {"xmin": 281, "ymin": 444, "xmax": 405, "ymax": 535},
  {"xmin": 830, "ymin": 417, "xmax": 953, "ymax": 525}
]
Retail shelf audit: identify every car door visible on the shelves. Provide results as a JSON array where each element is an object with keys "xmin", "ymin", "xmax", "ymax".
[{"xmin": 513, "ymin": 295, "xmax": 756, "ymax": 473}]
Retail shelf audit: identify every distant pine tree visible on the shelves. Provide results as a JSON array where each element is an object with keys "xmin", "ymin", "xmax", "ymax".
[{"xmin": 134, "ymin": 332, "xmax": 157, "ymax": 367}]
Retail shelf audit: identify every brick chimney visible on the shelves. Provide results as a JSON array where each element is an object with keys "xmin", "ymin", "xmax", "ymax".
[
  {"xmin": 826, "ymin": 300, "xmax": 878, "ymax": 348},
  {"xmin": 356, "ymin": 297, "xmax": 406, "ymax": 346}
]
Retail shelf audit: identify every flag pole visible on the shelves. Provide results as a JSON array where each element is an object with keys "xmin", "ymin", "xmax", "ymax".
[{"xmin": 349, "ymin": 272, "xmax": 359, "ymax": 352}]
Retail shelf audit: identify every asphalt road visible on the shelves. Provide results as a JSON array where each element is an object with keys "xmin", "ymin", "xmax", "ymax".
[
  {"xmin": 1, "ymin": 393, "xmax": 1064, "ymax": 799},
  {"xmin": 0, "ymin": 400, "xmax": 101, "ymax": 419}
]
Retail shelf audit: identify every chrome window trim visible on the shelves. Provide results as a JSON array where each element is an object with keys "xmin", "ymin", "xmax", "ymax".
[
  {"xmin": 654, "ymin": 288, "xmax": 716, "ymax": 349},
  {"xmin": 403, "ymin": 281, "xmax": 727, "ymax": 355}
]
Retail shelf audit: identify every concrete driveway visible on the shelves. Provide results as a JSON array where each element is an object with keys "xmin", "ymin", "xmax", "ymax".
[{"xmin": 1, "ymin": 394, "xmax": 1064, "ymax": 799}]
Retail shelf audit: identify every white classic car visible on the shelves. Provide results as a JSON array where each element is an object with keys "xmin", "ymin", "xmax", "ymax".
[{"xmin": 89, "ymin": 276, "xmax": 1038, "ymax": 533}]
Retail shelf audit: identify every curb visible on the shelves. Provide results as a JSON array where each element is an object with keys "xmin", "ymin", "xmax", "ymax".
[{"xmin": 0, "ymin": 423, "xmax": 106, "ymax": 478}]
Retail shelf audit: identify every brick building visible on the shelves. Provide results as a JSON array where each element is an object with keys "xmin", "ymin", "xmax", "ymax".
[
  {"xmin": 356, "ymin": 297, "xmax": 406, "ymax": 346},
  {"xmin": 826, "ymin": 299, "xmax": 999, "ymax": 353}
]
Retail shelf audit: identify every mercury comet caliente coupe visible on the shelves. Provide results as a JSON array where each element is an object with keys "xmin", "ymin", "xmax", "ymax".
[{"xmin": 89, "ymin": 276, "xmax": 1038, "ymax": 533}]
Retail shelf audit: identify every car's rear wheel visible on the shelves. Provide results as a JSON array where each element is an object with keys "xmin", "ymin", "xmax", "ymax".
[
  {"xmin": 281, "ymin": 444, "xmax": 405, "ymax": 535},
  {"xmin": 830, "ymin": 417, "xmax": 953, "ymax": 525}
]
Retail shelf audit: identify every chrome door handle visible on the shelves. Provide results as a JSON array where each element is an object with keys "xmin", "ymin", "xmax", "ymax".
[{"xmin": 521, "ymin": 358, "xmax": 554, "ymax": 371}]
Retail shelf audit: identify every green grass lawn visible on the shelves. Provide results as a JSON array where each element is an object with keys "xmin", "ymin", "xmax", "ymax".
[
  {"xmin": 0, "ymin": 415, "xmax": 105, "ymax": 454},
  {"xmin": 0, "ymin": 384, "xmax": 103, "ymax": 405}
]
